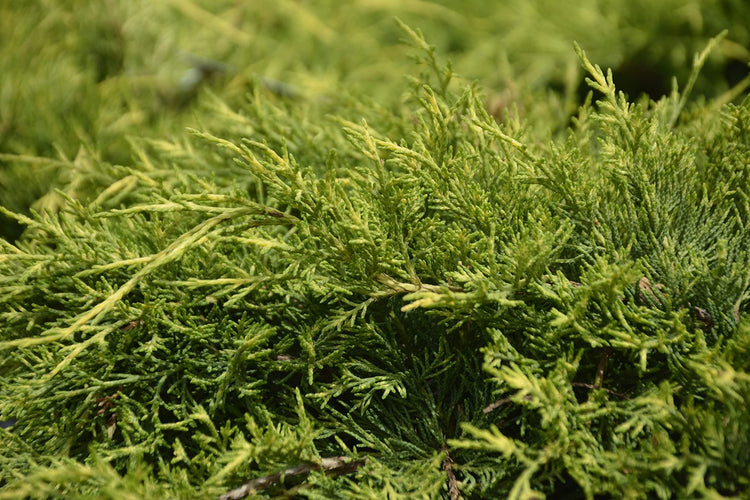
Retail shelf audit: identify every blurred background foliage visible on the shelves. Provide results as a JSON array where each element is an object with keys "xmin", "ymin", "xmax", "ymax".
[{"xmin": 1, "ymin": 0, "xmax": 749, "ymax": 241}]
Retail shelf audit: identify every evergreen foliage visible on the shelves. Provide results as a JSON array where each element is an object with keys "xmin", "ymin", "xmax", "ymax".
[{"xmin": 1, "ymin": 2, "xmax": 749, "ymax": 498}]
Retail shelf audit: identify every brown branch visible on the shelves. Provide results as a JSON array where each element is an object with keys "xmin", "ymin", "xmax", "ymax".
[
  {"xmin": 482, "ymin": 396, "xmax": 512, "ymax": 414},
  {"xmin": 442, "ymin": 444, "xmax": 461, "ymax": 500},
  {"xmin": 218, "ymin": 456, "xmax": 366, "ymax": 500},
  {"xmin": 593, "ymin": 347, "xmax": 612, "ymax": 390},
  {"xmin": 483, "ymin": 394, "xmax": 533, "ymax": 414},
  {"xmin": 638, "ymin": 277, "xmax": 664, "ymax": 307},
  {"xmin": 693, "ymin": 305, "xmax": 714, "ymax": 331}
]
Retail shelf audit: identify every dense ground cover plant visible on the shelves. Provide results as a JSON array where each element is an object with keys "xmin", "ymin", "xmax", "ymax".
[{"xmin": 1, "ymin": 1, "xmax": 749, "ymax": 498}]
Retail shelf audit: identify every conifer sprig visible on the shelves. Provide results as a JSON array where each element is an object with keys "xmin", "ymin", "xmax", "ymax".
[{"xmin": 1, "ymin": 7, "xmax": 749, "ymax": 500}]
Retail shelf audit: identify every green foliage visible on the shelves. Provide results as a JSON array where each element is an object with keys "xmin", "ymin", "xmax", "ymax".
[{"xmin": 2, "ymin": 1, "xmax": 750, "ymax": 499}]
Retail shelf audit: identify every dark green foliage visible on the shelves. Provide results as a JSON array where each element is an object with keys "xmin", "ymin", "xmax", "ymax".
[{"xmin": 2, "ymin": 2, "xmax": 750, "ymax": 499}]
